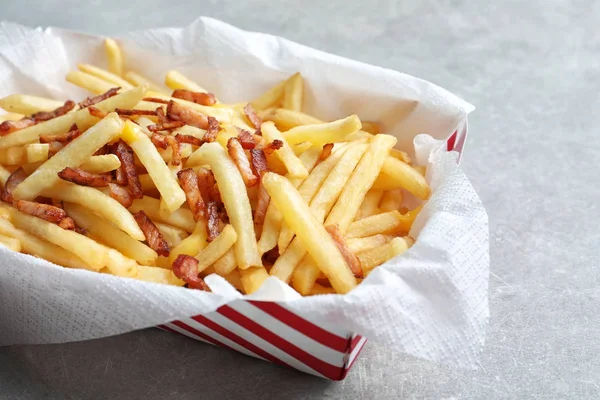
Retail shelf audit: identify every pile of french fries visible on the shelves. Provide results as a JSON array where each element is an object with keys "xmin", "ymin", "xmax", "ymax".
[{"xmin": 0, "ymin": 38, "xmax": 431, "ymax": 296}]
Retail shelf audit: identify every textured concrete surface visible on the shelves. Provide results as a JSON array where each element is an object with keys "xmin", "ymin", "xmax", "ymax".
[{"xmin": 1, "ymin": 1, "xmax": 599, "ymax": 399}]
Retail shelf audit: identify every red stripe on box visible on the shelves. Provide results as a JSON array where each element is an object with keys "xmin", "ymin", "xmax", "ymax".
[
  {"xmin": 170, "ymin": 320, "xmax": 234, "ymax": 351},
  {"xmin": 191, "ymin": 314, "xmax": 291, "ymax": 368},
  {"xmin": 248, "ymin": 301, "xmax": 349, "ymax": 352},
  {"xmin": 349, "ymin": 334, "xmax": 362, "ymax": 351},
  {"xmin": 218, "ymin": 305, "xmax": 342, "ymax": 379},
  {"xmin": 446, "ymin": 131, "xmax": 457, "ymax": 151}
]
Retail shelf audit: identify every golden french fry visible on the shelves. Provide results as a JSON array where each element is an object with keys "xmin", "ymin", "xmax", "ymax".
[
  {"xmin": 129, "ymin": 196, "xmax": 195, "ymax": 232},
  {"xmin": 65, "ymin": 203, "xmax": 157, "ymax": 265},
  {"xmin": 186, "ymin": 142, "xmax": 261, "ymax": 269},
  {"xmin": 308, "ymin": 283, "xmax": 336, "ymax": 295},
  {"xmin": 0, "ymin": 94, "xmax": 65, "ymax": 115},
  {"xmin": 359, "ymin": 236, "xmax": 414, "ymax": 275},
  {"xmin": 0, "ymin": 233, "xmax": 21, "ymax": 251},
  {"xmin": 282, "ymin": 115, "xmax": 362, "ymax": 147},
  {"xmin": 194, "ymin": 224, "xmax": 237, "ymax": 273},
  {"xmin": 104, "ymin": 38, "xmax": 124, "ymax": 77},
  {"xmin": 259, "ymin": 108, "xmax": 323, "ymax": 131},
  {"xmin": 159, "ymin": 143, "xmax": 192, "ymax": 164},
  {"xmin": 346, "ymin": 234, "xmax": 393, "ymax": 254},
  {"xmin": 78, "ymin": 63, "xmax": 133, "ymax": 89},
  {"xmin": 239, "ymin": 266, "xmax": 270, "ymax": 294},
  {"xmin": 25, "ymin": 143, "xmax": 49, "ymax": 164},
  {"xmin": 261, "ymin": 121, "xmax": 307, "ymax": 178},
  {"xmin": 173, "ymin": 124, "xmax": 207, "ymax": 140},
  {"xmin": 12, "ymin": 113, "xmax": 124, "ymax": 201},
  {"xmin": 346, "ymin": 207, "xmax": 422, "ymax": 238},
  {"xmin": 0, "ymin": 112, "xmax": 24, "ymax": 122},
  {"xmin": 379, "ymin": 188, "xmax": 404, "ymax": 212},
  {"xmin": 373, "ymin": 157, "xmax": 431, "ymax": 199},
  {"xmin": 0, "ymin": 216, "xmax": 89, "ymax": 270},
  {"xmin": 134, "ymin": 265, "xmax": 185, "ymax": 286},
  {"xmin": 0, "ymin": 146, "xmax": 25, "ymax": 165},
  {"xmin": 0, "ymin": 165, "xmax": 13, "ymax": 186},
  {"xmin": 212, "ymin": 248, "xmax": 237, "ymax": 276},
  {"xmin": 67, "ymin": 70, "xmax": 116, "ymax": 94},
  {"xmin": 413, "ymin": 165, "xmax": 426, "ymax": 176},
  {"xmin": 389, "ymin": 148, "xmax": 412, "ymax": 164},
  {"xmin": 165, "ymin": 70, "xmax": 208, "ymax": 93},
  {"xmin": 282, "ymin": 72, "xmax": 303, "ymax": 111},
  {"xmin": 125, "ymin": 71, "xmax": 167, "ymax": 95},
  {"xmin": 166, "ymin": 221, "xmax": 208, "ymax": 267},
  {"xmin": 262, "ymin": 172, "xmax": 356, "ymax": 294},
  {"xmin": 155, "ymin": 222, "xmax": 188, "ymax": 247},
  {"xmin": 0, "ymin": 85, "xmax": 147, "ymax": 149},
  {"xmin": 121, "ymin": 121, "xmax": 186, "ymax": 213},
  {"xmin": 250, "ymin": 79, "xmax": 286, "ymax": 110},
  {"xmin": 357, "ymin": 189, "xmax": 384, "ymax": 219},
  {"xmin": 220, "ymin": 268, "xmax": 244, "ymax": 292},
  {"xmin": 361, "ymin": 121, "xmax": 381, "ymax": 134},
  {"xmin": 80, "ymin": 154, "xmax": 121, "ymax": 173}
]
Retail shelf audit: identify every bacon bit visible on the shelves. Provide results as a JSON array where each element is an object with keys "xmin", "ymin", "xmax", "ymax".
[
  {"xmin": 150, "ymin": 133, "xmax": 169, "ymax": 150},
  {"xmin": 33, "ymin": 196, "xmax": 52, "ymax": 205},
  {"xmin": 262, "ymin": 139, "xmax": 284, "ymax": 156},
  {"xmin": 151, "ymin": 134, "xmax": 181, "ymax": 165},
  {"xmin": 205, "ymin": 117, "xmax": 220, "ymax": 142},
  {"xmin": 0, "ymin": 119, "xmax": 35, "ymax": 136},
  {"xmin": 206, "ymin": 201, "xmax": 221, "ymax": 242},
  {"xmin": 175, "ymin": 133, "xmax": 204, "ymax": 147},
  {"xmin": 142, "ymin": 97, "xmax": 170, "ymax": 105},
  {"xmin": 156, "ymin": 107, "xmax": 167, "ymax": 124},
  {"xmin": 243, "ymin": 103, "xmax": 262, "ymax": 130},
  {"xmin": 79, "ymin": 87, "xmax": 120, "ymax": 108},
  {"xmin": 58, "ymin": 167, "xmax": 111, "ymax": 187},
  {"xmin": 325, "ymin": 224, "xmax": 363, "ymax": 278},
  {"xmin": 177, "ymin": 168, "xmax": 205, "ymax": 221},
  {"xmin": 236, "ymin": 128, "xmax": 255, "ymax": 149},
  {"xmin": 167, "ymin": 100, "xmax": 209, "ymax": 130},
  {"xmin": 249, "ymin": 149, "xmax": 269, "ymax": 177},
  {"xmin": 135, "ymin": 165, "xmax": 148, "ymax": 175},
  {"xmin": 107, "ymin": 183, "xmax": 133, "ymax": 208},
  {"xmin": 114, "ymin": 140, "xmax": 143, "ymax": 199},
  {"xmin": 1, "ymin": 167, "xmax": 27, "ymax": 203},
  {"xmin": 133, "ymin": 210, "xmax": 170, "ymax": 257},
  {"xmin": 48, "ymin": 141, "xmax": 65, "ymax": 157},
  {"xmin": 172, "ymin": 254, "xmax": 211, "ymax": 291},
  {"xmin": 88, "ymin": 106, "xmax": 108, "ymax": 119},
  {"xmin": 227, "ymin": 138, "xmax": 258, "ymax": 187},
  {"xmin": 39, "ymin": 124, "xmax": 81, "ymax": 144},
  {"xmin": 58, "ymin": 216, "xmax": 76, "ymax": 230},
  {"xmin": 16, "ymin": 200, "xmax": 67, "ymax": 223},
  {"xmin": 172, "ymin": 89, "xmax": 217, "ymax": 106},
  {"xmin": 196, "ymin": 167, "xmax": 220, "ymax": 204},
  {"xmin": 320, "ymin": 143, "xmax": 334, "ymax": 161},
  {"xmin": 249, "ymin": 149, "xmax": 270, "ymax": 224},
  {"xmin": 147, "ymin": 121, "xmax": 186, "ymax": 132},
  {"xmin": 94, "ymin": 143, "xmax": 112, "ymax": 156},
  {"xmin": 114, "ymin": 163, "xmax": 127, "ymax": 185},
  {"xmin": 115, "ymin": 108, "xmax": 158, "ymax": 117},
  {"xmin": 30, "ymin": 100, "xmax": 76, "ymax": 122}
]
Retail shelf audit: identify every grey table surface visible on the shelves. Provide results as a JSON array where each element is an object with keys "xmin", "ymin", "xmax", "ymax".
[{"xmin": 1, "ymin": 1, "xmax": 599, "ymax": 399}]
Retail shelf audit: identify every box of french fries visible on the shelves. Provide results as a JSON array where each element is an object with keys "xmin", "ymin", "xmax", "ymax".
[{"xmin": 0, "ymin": 18, "xmax": 489, "ymax": 379}]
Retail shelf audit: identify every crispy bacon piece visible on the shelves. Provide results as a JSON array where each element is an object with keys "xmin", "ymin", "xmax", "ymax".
[
  {"xmin": 113, "ymin": 140, "xmax": 143, "ymax": 199},
  {"xmin": 236, "ymin": 128, "xmax": 256, "ymax": 149},
  {"xmin": 243, "ymin": 103, "xmax": 262, "ymax": 130},
  {"xmin": 147, "ymin": 121, "xmax": 186, "ymax": 132},
  {"xmin": 16, "ymin": 200, "xmax": 67, "ymax": 223},
  {"xmin": 172, "ymin": 254, "xmax": 211, "ymax": 291},
  {"xmin": 30, "ymin": 100, "xmax": 76, "ymax": 122},
  {"xmin": 150, "ymin": 133, "xmax": 169, "ymax": 150},
  {"xmin": 1, "ymin": 167, "xmax": 27, "ymax": 203},
  {"xmin": 115, "ymin": 108, "xmax": 158, "ymax": 117},
  {"xmin": 114, "ymin": 163, "xmax": 127, "ymax": 185},
  {"xmin": 175, "ymin": 133, "xmax": 204, "ymax": 147},
  {"xmin": 167, "ymin": 100, "xmax": 209, "ymax": 130},
  {"xmin": 88, "ymin": 106, "xmax": 108, "ymax": 119},
  {"xmin": 40, "ymin": 124, "xmax": 81, "ymax": 144},
  {"xmin": 133, "ymin": 210, "xmax": 170, "ymax": 257},
  {"xmin": 151, "ymin": 134, "xmax": 181, "ymax": 165},
  {"xmin": 0, "ymin": 119, "xmax": 35, "ymax": 136},
  {"xmin": 204, "ymin": 117, "xmax": 220, "ymax": 142},
  {"xmin": 94, "ymin": 143, "xmax": 112, "ymax": 156},
  {"xmin": 142, "ymin": 97, "xmax": 170, "ymax": 105},
  {"xmin": 227, "ymin": 138, "xmax": 258, "ymax": 187},
  {"xmin": 79, "ymin": 87, "xmax": 120, "ymax": 108},
  {"xmin": 156, "ymin": 107, "xmax": 167, "ymax": 124},
  {"xmin": 249, "ymin": 149, "xmax": 270, "ymax": 224},
  {"xmin": 325, "ymin": 224, "xmax": 363, "ymax": 278},
  {"xmin": 58, "ymin": 216, "xmax": 77, "ymax": 230},
  {"xmin": 250, "ymin": 149, "xmax": 269, "ymax": 177},
  {"xmin": 320, "ymin": 143, "xmax": 334, "ymax": 161},
  {"xmin": 206, "ymin": 201, "xmax": 221, "ymax": 242},
  {"xmin": 262, "ymin": 139, "xmax": 284, "ymax": 156},
  {"xmin": 107, "ymin": 183, "xmax": 133, "ymax": 208},
  {"xmin": 58, "ymin": 167, "xmax": 111, "ymax": 187},
  {"xmin": 196, "ymin": 167, "xmax": 220, "ymax": 204},
  {"xmin": 172, "ymin": 89, "xmax": 217, "ymax": 106},
  {"xmin": 177, "ymin": 168, "xmax": 205, "ymax": 221}
]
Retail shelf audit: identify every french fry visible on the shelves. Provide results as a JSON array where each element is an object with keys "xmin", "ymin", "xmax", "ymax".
[
  {"xmin": 25, "ymin": 143, "xmax": 49, "ymax": 164},
  {"xmin": 282, "ymin": 72, "xmax": 303, "ymax": 111},
  {"xmin": 0, "ymin": 94, "xmax": 65, "ymax": 116},
  {"xmin": 134, "ymin": 265, "xmax": 185, "ymax": 286},
  {"xmin": 80, "ymin": 154, "xmax": 121, "ymax": 173},
  {"xmin": 259, "ymin": 107, "xmax": 323, "ymax": 131},
  {"xmin": 282, "ymin": 115, "xmax": 362, "ymax": 147},
  {"xmin": 120, "ymin": 121, "xmax": 186, "ymax": 213},
  {"xmin": 358, "ymin": 236, "xmax": 414, "ymax": 275},
  {"xmin": 78, "ymin": 63, "xmax": 133, "ymax": 89},
  {"xmin": 165, "ymin": 221, "xmax": 208, "ymax": 267},
  {"xmin": 308, "ymin": 283, "xmax": 336, "ymax": 295},
  {"xmin": 147, "ymin": 94, "xmax": 232, "ymax": 123},
  {"xmin": 0, "ymin": 146, "xmax": 25, "ymax": 165},
  {"xmin": 165, "ymin": 70, "xmax": 208, "ymax": 93},
  {"xmin": 12, "ymin": 113, "xmax": 124, "ymax": 201},
  {"xmin": 262, "ymin": 172, "xmax": 356, "ymax": 294},
  {"xmin": 124, "ymin": 71, "xmax": 166, "ymax": 94},
  {"xmin": 187, "ymin": 142, "xmax": 261, "ymax": 268},
  {"xmin": 379, "ymin": 188, "xmax": 404, "ymax": 212},
  {"xmin": 373, "ymin": 157, "xmax": 431, "ymax": 199},
  {"xmin": 413, "ymin": 165, "xmax": 426, "ymax": 176},
  {"xmin": 193, "ymin": 224, "xmax": 237, "ymax": 273},
  {"xmin": 0, "ymin": 216, "xmax": 89, "ymax": 270},
  {"xmin": 0, "ymin": 85, "xmax": 147, "ymax": 149},
  {"xmin": 0, "ymin": 165, "xmax": 12, "ymax": 186},
  {"xmin": 42, "ymin": 181, "xmax": 145, "ymax": 240},
  {"xmin": 361, "ymin": 121, "xmax": 381, "ymax": 134},
  {"xmin": 389, "ymin": 148, "xmax": 412, "ymax": 164},
  {"xmin": 250, "ymin": 79, "xmax": 286, "ymax": 110},
  {"xmin": 104, "ymin": 39, "xmax": 124, "ymax": 77},
  {"xmin": 346, "ymin": 208, "xmax": 421, "ymax": 238},
  {"xmin": 67, "ymin": 70, "xmax": 116, "ymax": 94},
  {"xmin": 239, "ymin": 266, "xmax": 270, "ymax": 294},
  {"xmin": 219, "ymin": 268, "xmax": 244, "ymax": 292},
  {"xmin": 155, "ymin": 222, "xmax": 188, "ymax": 247},
  {"xmin": 261, "ymin": 121, "xmax": 307, "ymax": 179},
  {"xmin": 65, "ymin": 203, "xmax": 157, "ymax": 265},
  {"xmin": 0, "ymin": 112, "xmax": 24, "ymax": 122},
  {"xmin": 357, "ymin": 189, "xmax": 384, "ymax": 219},
  {"xmin": 212, "ymin": 248, "xmax": 237, "ymax": 276},
  {"xmin": 0, "ymin": 233, "xmax": 21, "ymax": 252},
  {"xmin": 346, "ymin": 234, "xmax": 393, "ymax": 254},
  {"xmin": 129, "ymin": 196, "xmax": 195, "ymax": 232}
]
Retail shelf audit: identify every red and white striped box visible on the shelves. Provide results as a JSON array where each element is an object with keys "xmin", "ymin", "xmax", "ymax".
[{"xmin": 158, "ymin": 123, "xmax": 468, "ymax": 381}]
